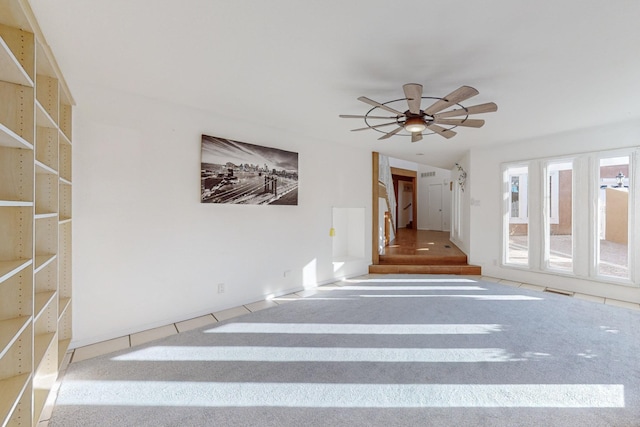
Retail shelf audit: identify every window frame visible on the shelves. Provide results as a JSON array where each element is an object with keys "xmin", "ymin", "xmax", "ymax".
[
  {"xmin": 501, "ymin": 147, "xmax": 639, "ymax": 287},
  {"xmin": 593, "ymin": 151, "xmax": 635, "ymax": 283},
  {"xmin": 502, "ymin": 163, "xmax": 530, "ymax": 267},
  {"xmin": 509, "ymin": 173, "xmax": 528, "ymax": 224},
  {"xmin": 543, "ymin": 159, "xmax": 575, "ymax": 273}
]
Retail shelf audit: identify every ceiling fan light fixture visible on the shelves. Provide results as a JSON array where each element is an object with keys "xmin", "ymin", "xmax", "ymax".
[
  {"xmin": 404, "ymin": 117, "xmax": 426, "ymax": 133},
  {"xmin": 340, "ymin": 84, "xmax": 497, "ymax": 140}
]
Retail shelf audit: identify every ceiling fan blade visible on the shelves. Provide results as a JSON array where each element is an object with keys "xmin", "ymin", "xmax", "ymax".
[
  {"xmin": 351, "ymin": 121, "xmax": 398, "ymax": 132},
  {"xmin": 423, "ymin": 86, "xmax": 479, "ymax": 116},
  {"xmin": 377, "ymin": 126, "xmax": 404, "ymax": 140},
  {"xmin": 433, "ymin": 102, "xmax": 498, "ymax": 119},
  {"xmin": 358, "ymin": 96, "xmax": 405, "ymax": 115},
  {"xmin": 403, "ymin": 83, "xmax": 423, "ymax": 115},
  {"xmin": 433, "ymin": 118, "xmax": 485, "ymax": 128},
  {"xmin": 426, "ymin": 124, "xmax": 457, "ymax": 139},
  {"xmin": 339, "ymin": 114, "xmax": 397, "ymax": 119},
  {"xmin": 411, "ymin": 132, "xmax": 423, "ymax": 143}
]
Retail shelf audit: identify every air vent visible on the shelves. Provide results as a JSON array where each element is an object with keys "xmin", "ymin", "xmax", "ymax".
[
  {"xmin": 421, "ymin": 171, "xmax": 436, "ymax": 178},
  {"xmin": 544, "ymin": 288, "xmax": 574, "ymax": 297}
]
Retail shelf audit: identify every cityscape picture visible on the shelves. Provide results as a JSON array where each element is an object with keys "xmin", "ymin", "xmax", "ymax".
[{"xmin": 201, "ymin": 134, "xmax": 299, "ymax": 205}]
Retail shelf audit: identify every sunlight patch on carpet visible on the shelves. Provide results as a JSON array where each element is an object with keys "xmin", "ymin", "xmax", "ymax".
[
  {"xmin": 356, "ymin": 294, "xmax": 543, "ymax": 301},
  {"xmin": 344, "ymin": 278, "xmax": 478, "ymax": 283},
  {"xmin": 112, "ymin": 346, "xmax": 521, "ymax": 363},
  {"xmin": 338, "ymin": 286, "xmax": 487, "ymax": 291},
  {"xmin": 56, "ymin": 382, "xmax": 625, "ymax": 408},
  {"xmin": 204, "ymin": 323, "xmax": 503, "ymax": 335}
]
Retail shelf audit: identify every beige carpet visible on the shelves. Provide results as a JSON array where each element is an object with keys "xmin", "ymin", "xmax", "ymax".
[{"xmin": 50, "ymin": 275, "xmax": 640, "ymax": 426}]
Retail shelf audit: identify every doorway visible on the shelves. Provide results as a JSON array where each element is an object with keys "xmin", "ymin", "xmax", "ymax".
[
  {"xmin": 396, "ymin": 179, "xmax": 414, "ymax": 229},
  {"xmin": 427, "ymin": 183, "xmax": 443, "ymax": 231},
  {"xmin": 391, "ymin": 167, "xmax": 418, "ymax": 231},
  {"xmin": 371, "ymin": 152, "xmax": 454, "ymax": 265}
]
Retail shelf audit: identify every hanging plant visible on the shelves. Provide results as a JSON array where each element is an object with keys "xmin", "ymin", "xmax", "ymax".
[{"xmin": 455, "ymin": 163, "xmax": 467, "ymax": 192}]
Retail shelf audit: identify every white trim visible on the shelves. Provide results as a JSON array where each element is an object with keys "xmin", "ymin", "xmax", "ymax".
[{"xmin": 502, "ymin": 163, "xmax": 530, "ymax": 266}]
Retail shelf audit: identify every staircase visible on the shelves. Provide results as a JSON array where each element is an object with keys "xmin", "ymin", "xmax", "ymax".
[
  {"xmin": 369, "ymin": 252, "xmax": 481, "ymax": 275},
  {"xmin": 369, "ymin": 229, "xmax": 481, "ymax": 275}
]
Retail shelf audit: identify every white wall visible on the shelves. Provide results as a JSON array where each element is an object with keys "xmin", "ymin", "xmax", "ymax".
[
  {"xmin": 72, "ymin": 83, "xmax": 371, "ymax": 347},
  {"xmin": 451, "ymin": 151, "xmax": 475, "ymax": 255},
  {"xmin": 466, "ymin": 119, "xmax": 640, "ymax": 303},
  {"xmin": 331, "ymin": 207, "xmax": 365, "ymax": 261},
  {"xmin": 388, "ymin": 158, "xmax": 418, "ymax": 171}
]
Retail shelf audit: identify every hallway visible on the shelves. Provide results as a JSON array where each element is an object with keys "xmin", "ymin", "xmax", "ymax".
[
  {"xmin": 383, "ymin": 229, "xmax": 466, "ymax": 258},
  {"xmin": 371, "ymin": 229, "xmax": 480, "ymax": 275}
]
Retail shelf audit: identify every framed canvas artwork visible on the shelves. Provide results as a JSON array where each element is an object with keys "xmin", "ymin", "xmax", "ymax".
[{"xmin": 201, "ymin": 134, "xmax": 299, "ymax": 205}]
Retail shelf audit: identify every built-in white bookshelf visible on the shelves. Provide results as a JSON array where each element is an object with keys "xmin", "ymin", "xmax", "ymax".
[{"xmin": 0, "ymin": 0, "xmax": 73, "ymax": 424}]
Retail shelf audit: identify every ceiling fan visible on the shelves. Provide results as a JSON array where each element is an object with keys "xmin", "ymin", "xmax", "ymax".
[{"xmin": 340, "ymin": 84, "xmax": 497, "ymax": 142}]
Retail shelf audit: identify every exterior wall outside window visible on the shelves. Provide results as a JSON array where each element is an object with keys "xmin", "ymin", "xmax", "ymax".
[
  {"xmin": 546, "ymin": 161, "xmax": 574, "ymax": 271},
  {"xmin": 597, "ymin": 156, "xmax": 630, "ymax": 279},
  {"xmin": 550, "ymin": 169, "xmax": 572, "ymax": 233}
]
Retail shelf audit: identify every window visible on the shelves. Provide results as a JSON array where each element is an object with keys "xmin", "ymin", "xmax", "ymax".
[
  {"xmin": 597, "ymin": 156, "xmax": 630, "ymax": 279},
  {"xmin": 502, "ymin": 148, "xmax": 637, "ymax": 286},
  {"xmin": 546, "ymin": 161, "xmax": 573, "ymax": 271},
  {"xmin": 505, "ymin": 165, "xmax": 529, "ymax": 265},
  {"xmin": 509, "ymin": 169, "xmax": 528, "ymax": 223},
  {"xmin": 547, "ymin": 169, "xmax": 560, "ymax": 224}
]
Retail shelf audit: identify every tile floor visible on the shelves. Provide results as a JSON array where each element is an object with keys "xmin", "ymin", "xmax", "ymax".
[{"xmin": 37, "ymin": 274, "xmax": 640, "ymax": 426}]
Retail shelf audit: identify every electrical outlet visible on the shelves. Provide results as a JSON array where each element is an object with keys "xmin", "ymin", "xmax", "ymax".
[{"xmin": 217, "ymin": 283, "xmax": 225, "ymax": 293}]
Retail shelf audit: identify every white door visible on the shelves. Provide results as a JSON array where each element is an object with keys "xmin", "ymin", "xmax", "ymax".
[{"xmin": 428, "ymin": 184, "xmax": 443, "ymax": 231}]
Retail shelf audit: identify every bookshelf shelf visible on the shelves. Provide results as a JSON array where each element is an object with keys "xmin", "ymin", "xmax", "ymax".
[{"xmin": 0, "ymin": 1, "xmax": 73, "ymax": 425}]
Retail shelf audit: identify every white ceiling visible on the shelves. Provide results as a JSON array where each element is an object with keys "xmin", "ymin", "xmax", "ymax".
[{"xmin": 31, "ymin": 0, "xmax": 640, "ymax": 168}]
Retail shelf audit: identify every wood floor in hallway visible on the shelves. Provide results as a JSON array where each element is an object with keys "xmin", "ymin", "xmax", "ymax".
[
  {"xmin": 370, "ymin": 228, "xmax": 481, "ymax": 275},
  {"xmin": 383, "ymin": 229, "xmax": 466, "ymax": 257}
]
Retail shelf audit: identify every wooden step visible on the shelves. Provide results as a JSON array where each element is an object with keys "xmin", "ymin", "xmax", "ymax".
[
  {"xmin": 369, "ymin": 264, "xmax": 482, "ymax": 275},
  {"xmin": 379, "ymin": 254, "xmax": 468, "ymax": 265}
]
